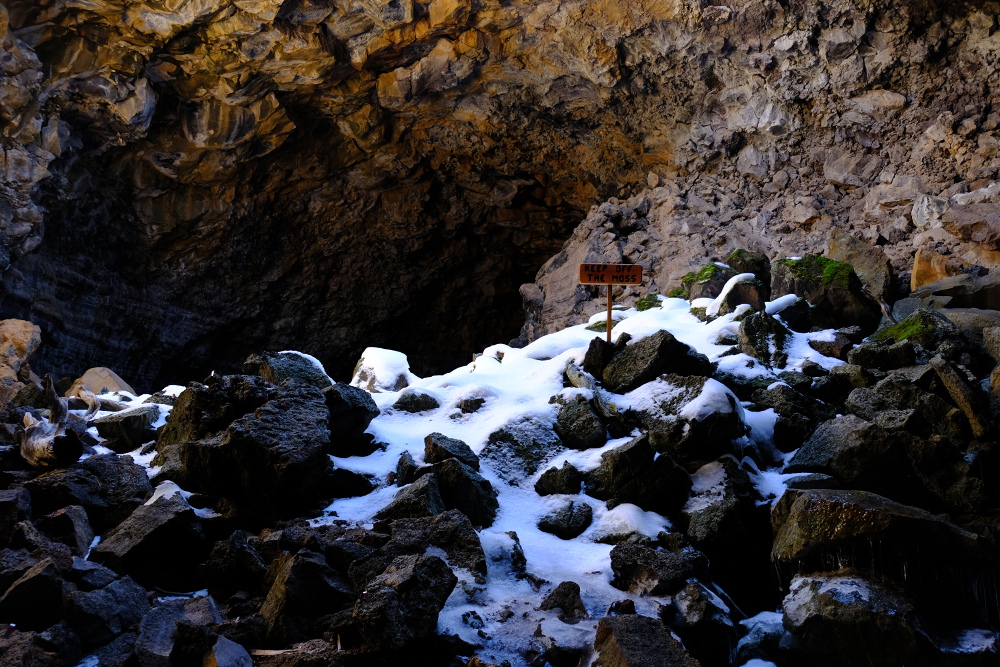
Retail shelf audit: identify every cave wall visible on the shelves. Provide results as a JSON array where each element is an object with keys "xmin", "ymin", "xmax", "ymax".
[{"xmin": 0, "ymin": 0, "xmax": 998, "ymax": 387}]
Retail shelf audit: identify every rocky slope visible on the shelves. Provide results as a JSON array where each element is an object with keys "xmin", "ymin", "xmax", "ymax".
[{"xmin": 1, "ymin": 0, "xmax": 999, "ymax": 387}]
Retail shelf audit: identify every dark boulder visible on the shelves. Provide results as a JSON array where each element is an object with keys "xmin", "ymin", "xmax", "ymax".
[
  {"xmin": 539, "ymin": 581, "xmax": 587, "ymax": 624},
  {"xmin": 727, "ymin": 249, "xmax": 772, "ymax": 290},
  {"xmin": 481, "ymin": 418, "xmax": 563, "ymax": 480},
  {"xmin": 552, "ymin": 395, "xmax": 607, "ymax": 450},
  {"xmin": 91, "ymin": 404, "xmax": 160, "ymax": 453},
  {"xmin": 738, "ymin": 310, "xmax": 790, "ymax": 368},
  {"xmin": 845, "ymin": 375, "xmax": 969, "ymax": 440},
  {"xmin": 584, "ymin": 434, "xmax": 691, "ymax": 516},
  {"xmin": 135, "ymin": 596, "xmax": 222, "ymax": 667},
  {"xmin": 660, "ymin": 581, "xmax": 737, "ymax": 667},
  {"xmin": 157, "ymin": 375, "xmax": 275, "ymax": 449},
  {"xmin": 534, "ymin": 461, "xmax": 584, "ymax": 496},
  {"xmin": 807, "ymin": 329, "xmax": 855, "ymax": 360},
  {"xmin": 0, "ymin": 488, "xmax": 31, "ymax": 547},
  {"xmin": 0, "ymin": 558, "xmax": 68, "ymax": 630},
  {"xmin": 602, "ymin": 330, "xmax": 713, "ymax": 394},
  {"xmin": 593, "ymin": 614, "xmax": 700, "ymax": 667},
  {"xmin": 583, "ymin": 336, "xmax": 617, "ymax": 378},
  {"xmin": 89, "ymin": 483, "xmax": 210, "ymax": 591},
  {"xmin": 626, "ymin": 375, "xmax": 747, "ymax": 471},
  {"xmin": 324, "ymin": 382, "xmax": 380, "ymax": 457},
  {"xmin": 200, "ymin": 530, "xmax": 269, "ymax": 599},
  {"xmin": 846, "ymin": 340, "xmax": 916, "ymax": 370},
  {"xmin": 424, "ymin": 432, "xmax": 479, "ymax": 470},
  {"xmin": 374, "ymin": 474, "xmax": 447, "ymax": 523},
  {"xmin": 391, "ymin": 391, "xmax": 440, "ymax": 413},
  {"xmin": 538, "ymin": 501, "xmax": 593, "ymax": 540},
  {"xmin": 930, "ymin": 355, "xmax": 990, "ymax": 438},
  {"xmin": 608, "ymin": 544, "xmax": 700, "ymax": 596},
  {"xmin": 64, "ymin": 575, "xmax": 150, "ymax": 648},
  {"xmin": 715, "ymin": 276, "xmax": 768, "ymax": 316},
  {"xmin": 34, "ymin": 505, "xmax": 94, "ymax": 557},
  {"xmin": 394, "ymin": 451, "xmax": 420, "ymax": 486},
  {"xmin": 771, "ymin": 255, "xmax": 882, "ymax": 333},
  {"xmin": 68, "ymin": 556, "xmax": 118, "ymax": 591},
  {"xmin": 352, "ymin": 554, "xmax": 457, "ymax": 650},
  {"xmin": 379, "ymin": 510, "xmax": 487, "ymax": 580},
  {"xmin": 417, "ymin": 458, "xmax": 499, "ymax": 529},
  {"xmin": 244, "ymin": 351, "xmax": 332, "ymax": 390},
  {"xmin": 685, "ymin": 262, "xmax": 738, "ymax": 301},
  {"xmin": 780, "ymin": 572, "xmax": 933, "ymax": 667},
  {"xmin": 260, "ymin": 549, "xmax": 355, "ymax": 644}
]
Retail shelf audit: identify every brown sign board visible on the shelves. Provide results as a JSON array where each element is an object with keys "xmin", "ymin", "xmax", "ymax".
[{"xmin": 578, "ymin": 263, "xmax": 643, "ymax": 285}]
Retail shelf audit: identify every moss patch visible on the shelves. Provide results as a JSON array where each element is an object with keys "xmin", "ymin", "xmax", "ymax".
[
  {"xmin": 586, "ymin": 321, "xmax": 608, "ymax": 332},
  {"xmin": 776, "ymin": 254, "xmax": 853, "ymax": 289},
  {"xmin": 667, "ymin": 288, "xmax": 687, "ymax": 298},
  {"xmin": 635, "ymin": 293, "xmax": 661, "ymax": 311},
  {"xmin": 870, "ymin": 313, "xmax": 937, "ymax": 344},
  {"xmin": 693, "ymin": 263, "xmax": 723, "ymax": 284}
]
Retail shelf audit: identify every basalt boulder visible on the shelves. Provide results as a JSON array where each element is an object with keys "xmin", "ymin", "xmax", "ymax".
[
  {"xmin": 593, "ymin": 614, "xmax": 701, "ymax": 667},
  {"xmin": 583, "ymin": 434, "xmax": 692, "ymax": 516},
  {"xmin": 64, "ymin": 575, "xmax": 150, "ymax": 649},
  {"xmin": 324, "ymin": 382, "xmax": 380, "ymax": 457},
  {"xmin": 552, "ymin": 394, "xmax": 607, "ymax": 450},
  {"xmin": 602, "ymin": 330, "xmax": 713, "ymax": 394},
  {"xmin": 771, "ymin": 255, "xmax": 882, "ymax": 333},
  {"xmin": 608, "ymin": 544, "xmax": 703, "ymax": 597},
  {"xmin": 660, "ymin": 581, "xmax": 737, "ymax": 667}
]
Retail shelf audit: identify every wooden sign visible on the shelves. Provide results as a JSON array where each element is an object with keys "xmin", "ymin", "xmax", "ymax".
[{"xmin": 578, "ymin": 263, "xmax": 643, "ymax": 285}]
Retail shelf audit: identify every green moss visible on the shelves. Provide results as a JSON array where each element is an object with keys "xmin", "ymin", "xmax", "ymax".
[
  {"xmin": 694, "ymin": 263, "xmax": 722, "ymax": 284},
  {"xmin": 690, "ymin": 306, "xmax": 708, "ymax": 322},
  {"xmin": 667, "ymin": 287, "xmax": 687, "ymax": 298},
  {"xmin": 727, "ymin": 249, "xmax": 751, "ymax": 264},
  {"xmin": 870, "ymin": 315, "xmax": 936, "ymax": 344},
  {"xmin": 635, "ymin": 293, "xmax": 661, "ymax": 311},
  {"xmin": 681, "ymin": 272, "xmax": 696, "ymax": 288},
  {"xmin": 586, "ymin": 321, "xmax": 608, "ymax": 332},
  {"xmin": 776, "ymin": 254, "xmax": 853, "ymax": 289}
]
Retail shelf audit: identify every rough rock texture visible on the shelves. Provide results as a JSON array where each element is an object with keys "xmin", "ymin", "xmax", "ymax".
[{"xmin": 2, "ymin": 1, "xmax": 1000, "ymax": 387}]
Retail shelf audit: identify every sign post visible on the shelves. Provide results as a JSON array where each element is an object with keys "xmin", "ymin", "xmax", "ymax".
[{"xmin": 578, "ymin": 263, "xmax": 643, "ymax": 343}]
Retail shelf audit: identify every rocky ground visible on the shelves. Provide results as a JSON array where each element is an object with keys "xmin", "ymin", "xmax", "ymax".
[
  {"xmin": 1, "ymin": 0, "xmax": 999, "ymax": 386},
  {"xmin": 1, "ymin": 248, "xmax": 1000, "ymax": 666}
]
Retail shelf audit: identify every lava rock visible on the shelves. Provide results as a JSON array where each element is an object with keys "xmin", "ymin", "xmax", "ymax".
[
  {"xmin": 602, "ymin": 330, "xmax": 713, "ymax": 393},
  {"xmin": 65, "ymin": 575, "xmax": 150, "ymax": 648},
  {"xmin": 324, "ymin": 382, "xmax": 380, "ymax": 457},
  {"xmin": 395, "ymin": 451, "xmax": 420, "ymax": 486},
  {"xmin": 552, "ymin": 394, "xmax": 607, "ymax": 450},
  {"xmin": 260, "ymin": 549, "xmax": 355, "ymax": 644},
  {"xmin": 200, "ymin": 530, "xmax": 269, "ymax": 599},
  {"xmin": 424, "ymin": 432, "xmax": 479, "ymax": 470},
  {"xmin": 738, "ymin": 310, "xmax": 790, "ymax": 368},
  {"xmin": 0, "ymin": 488, "xmax": 31, "ymax": 548},
  {"xmin": 0, "ymin": 557, "xmax": 68, "ymax": 630},
  {"xmin": 593, "ymin": 614, "xmax": 700, "ymax": 667},
  {"xmin": 392, "ymin": 391, "xmax": 440, "ymax": 413},
  {"xmin": 608, "ymin": 544, "xmax": 699, "ymax": 596},
  {"xmin": 380, "ymin": 510, "xmax": 487, "ymax": 580},
  {"xmin": 375, "ymin": 473, "xmax": 447, "ymax": 523},
  {"xmin": 244, "ymin": 351, "xmax": 332, "ymax": 389},
  {"xmin": 845, "ymin": 375, "xmax": 969, "ymax": 440},
  {"xmin": 34, "ymin": 505, "xmax": 94, "ymax": 557},
  {"xmin": 539, "ymin": 581, "xmax": 587, "ymax": 623},
  {"xmin": 584, "ymin": 434, "xmax": 692, "ymax": 515},
  {"xmin": 417, "ymin": 458, "xmax": 499, "ymax": 528},
  {"xmin": 481, "ymin": 417, "xmax": 563, "ymax": 480},
  {"xmin": 135, "ymin": 596, "xmax": 222, "ymax": 667},
  {"xmin": 771, "ymin": 255, "xmax": 882, "ymax": 333},
  {"xmin": 91, "ymin": 404, "xmax": 160, "ymax": 453},
  {"xmin": 846, "ymin": 340, "xmax": 916, "ymax": 370},
  {"xmin": 538, "ymin": 500, "xmax": 593, "ymax": 540},
  {"xmin": 660, "ymin": 581, "xmax": 737, "ymax": 667},
  {"xmin": 352, "ymin": 554, "xmax": 457, "ymax": 650},
  {"xmin": 534, "ymin": 461, "xmax": 584, "ymax": 496}
]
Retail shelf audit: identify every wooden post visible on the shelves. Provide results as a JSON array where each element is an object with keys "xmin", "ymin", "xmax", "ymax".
[{"xmin": 606, "ymin": 285, "xmax": 613, "ymax": 343}]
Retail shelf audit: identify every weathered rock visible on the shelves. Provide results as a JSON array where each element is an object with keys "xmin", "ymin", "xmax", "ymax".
[
  {"xmin": 552, "ymin": 394, "xmax": 607, "ymax": 450},
  {"xmin": 202, "ymin": 634, "xmax": 254, "ymax": 667},
  {"xmin": 538, "ymin": 500, "xmax": 593, "ymax": 540},
  {"xmin": 392, "ymin": 391, "xmax": 440, "ymax": 413},
  {"xmin": 0, "ymin": 320, "xmax": 41, "ymax": 376},
  {"xmin": 827, "ymin": 229, "xmax": 894, "ymax": 301},
  {"xmin": 534, "ymin": 461, "xmax": 584, "ymax": 496},
  {"xmin": 738, "ymin": 310, "xmax": 790, "ymax": 368},
  {"xmin": 845, "ymin": 375, "xmax": 969, "ymax": 440},
  {"xmin": 352, "ymin": 554, "xmax": 457, "ymax": 650},
  {"xmin": 68, "ymin": 367, "xmax": 135, "ymax": 397},
  {"xmin": 89, "ymin": 482, "xmax": 210, "ymax": 590},
  {"xmin": 374, "ymin": 473, "xmax": 447, "ymax": 523},
  {"xmin": 583, "ymin": 434, "xmax": 691, "ymax": 516},
  {"xmin": 424, "ymin": 432, "xmax": 479, "ymax": 470},
  {"xmin": 244, "ymin": 351, "xmax": 332, "ymax": 389},
  {"xmin": 260, "ymin": 549, "xmax": 355, "ymax": 644},
  {"xmin": 380, "ymin": 510, "xmax": 487, "ymax": 579},
  {"xmin": 394, "ymin": 451, "xmax": 420, "ymax": 486},
  {"xmin": 0, "ymin": 558, "xmax": 68, "ymax": 630},
  {"xmin": 324, "ymin": 382, "xmax": 380, "ymax": 456},
  {"xmin": 593, "ymin": 614, "xmax": 700, "ymax": 667},
  {"xmin": 65, "ymin": 575, "xmax": 150, "ymax": 648},
  {"xmin": 351, "ymin": 348, "xmax": 414, "ymax": 393},
  {"xmin": 625, "ymin": 375, "xmax": 747, "ymax": 471},
  {"xmin": 417, "ymin": 458, "xmax": 499, "ymax": 528},
  {"xmin": 156, "ymin": 375, "xmax": 274, "ymax": 448},
  {"xmin": 930, "ymin": 355, "xmax": 990, "ymax": 438},
  {"xmin": 135, "ymin": 596, "xmax": 222, "ymax": 667},
  {"xmin": 911, "ymin": 248, "xmax": 965, "ymax": 291},
  {"xmin": 780, "ymin": 572, "xmax": 932, "ymax": 667},
  {"xmin": 603, "ymin": 330, "xmax": 713, "ymax": 394},
  {"xmin": 92, "ymin": 404, "xmax": 160, "ymax": 453},
  {"xmin": 726, "ymin": 250, "xmax": 772, "ymax": 292},
  {"xmin": 0, "ymin": 488, "xmax": 31, "ymax": 548},
  {"xmin": 199, "ymin": 530, "xmax": 269, "ymax": 599},
  {"xmin": 771, "ymin": 255, "xmax": 882, "ymax": 333},
  {"xmin": 481, "ymin": 417, "xmax": 563, "ymax": 481},
  {"xmin": 34, "ymin": 505, "xmax": 94, "ymax": 557},
  {"xmin": 608, "ymin": 544, "xmax": 700, "ymax": 596},
  {"xmin": 660, "ymin": 581, "xmax": 736, "ymax": 667},
  {"xmin": 715, "ymin": 277, "xmax": 768, "ymax": 316},
  {"xmin": 846, "ymin": 340, "xmax": 916, "ymax": 370},
  {"xmin": 583, "ymin": 337, "xmax": 618, "ymax": 378},
  {"xmin": 685, "ymin": 262, "xmax": 738, "ymax": 301},
  {"xmin": 539, "ymin": 581, "xmax": 588, "ymax": 624},
  {"xmin": 68, "ymin": 557, "xmax": 118, "ymax": 592},
  {"xmin": 942, "ymin": 203, "xmax": 1000, "ymax": 250},
  {"xmin": 807, "ymin": 330, "xmax": 855, "ymax": 360}
]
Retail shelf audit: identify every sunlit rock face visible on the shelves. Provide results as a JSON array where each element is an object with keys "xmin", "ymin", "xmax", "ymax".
[{"xmin": 1, "ymin": 0, "xmax": 998, "ymax": 386}]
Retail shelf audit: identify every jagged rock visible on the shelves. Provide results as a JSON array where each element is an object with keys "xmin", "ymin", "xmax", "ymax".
[
  {"xmin": 727, "ymin": 249, "xmax": 772, "ymax": 293},
  {"xmin": 929, "ymin": 355, "xmax": 990, "ymax": 438},
  {"xmin": 324, "ymin": 382, "xmax": 380, "ymax": 456},
  {"xmin": 625, "ymin": 375, "xmax": 747, "ymax": 471},
  {"xmin": 911, "ymin": 248, "xmax": 965, "ymax": 291},
  {"xmin": 807, "ymin": 330, "xmax": 855, "ymax": 360},
  {"xmin": 846, "ymin": 340, "xmax": 916, "ymax": 370},
  {"xmin": 608, "ymin": 544, "xmax": 700, "ymax": 596},
  {"xmin": 34, "ymin": 505, "xmax": 93, "ymax": 557},
  {"xmin": 394, "ymin": 451, "xmax": 420, "ymax": 486},
  {"xmin": 660, "ymin": 581, "xmax": 736, "ymax": 667},
  {"xmin": 715, "ymin": 276, "xmax": 768, "ymax": 316},
  {"xmin": 845, "ymin": 375, "xmax": 969, "ymax": 440},
  {"xmin": 199, "ymin": 530, "xmax": 269, "ymax": 599},
  {"xmin": 0, "ymin": 558, "xmax": 68, "ymax": 630},
  {"xmin": 780, "ymin": 572, "xmax": 932, "ymax": 667},
  {"xmin": 92, "ymin": 404, "xmax": 160, "ymax": 453},
  {"xmin": 416, "ymin": 458, "xmax": 499, "ymax": 528},
  {"xmin": 942, "ymin": 203, "xmax": 1000, "ymax": 250},
  {"xmin": 459, "ymin": 396, "xmax": 486, "ymax": 413},
  {"xmin": 135, "ymin": 597, "xmax": 222, "ymax": 667},
  {"xmin": 260, "ymin": 549, "xmax": 355, "ymax": 644},
  {"xmin": 375, "ymin": 473, "xmax": 447, "ymax": 523},
  {"xmin": 392, "ymin": 391, "xmax": 440, "ymax": 413},
  {"xmin": 827, "ymin": 229, "xmax": 894, "ymax": 301},
  {"xmin": 602, "ymin": 330, "xmax": 713, "ymax": 393},
  {"xmin": 772, "ymin": 488, "xmax": 992, "ymax": 628},
  {"xmin": 583, "ymin": 337, "xmax": 618, "ymax": 378},
  {"xmin": 593, "ymin": 614, "xmax": 700, "ymax": 667},
  {"xmin": 89, "ymin": 482, "xmax": 210, "ymax": 590},
  {"xmin": 583, "ymin": 434, "xmax": 692, "ymax": 515},
  {"xmin": 481, "ymin": 417, "xmax": 563, "ymax": 480},
  {"xmin": 534, "ymin": 461, "xmax": 584, "ymax": 496},
  {"xmin": 738, "ymin": 311, "xmax": 790, "ymax": 368},
  {"xmin": 539, "ymin": 581, "xmax": 587, "ymax": 623},
  {"xmin": 538, "ymin": 500, "xmax": 593, "ymax": 540},
  {"xmin": 155, "ymin": 377, "xmax": 335, "ymax": 515},
  {"xmin": 0, "ymin": 320, "xmax": 41, "ymax": 376},
  {"xmin": 771, "ymin": 255, "xmax": 882, "ymax": 333},
  {"xmin": 552, "ymin": 394, "xmax": 606, "ymax": 450},
  {"xmin": 685, "ymin": 262, "xmax": 738, "ymax": 300},
  {"xmin": 68, "ymin": 557, "xmax": 119, "ymax": 592},
  {"xmin": 870, "ymin": 308, "xmax": 969, "ymax": 360},
  {"xmin": 424, "ymin": 432, "xmax": 479, "ymax": 470},
  {"xmin": 64, "ymin": 575, "xmax": 150, "ymax": 648},
  {"xmin": 202, "ymin": 634, "xmax": 254, "ymax": 667},
  {"xmin": 380, "ymin": 510, "xmax": 487, "ymax": 579},
  {"xmin": 68, "ymin": 367, "xmax": 135, "ymax": 397},
  {"xmin": 22, "ymin": 454, "xmax": 152, "ymax": 531},
  {"xmin": 0, "ymin": 488, "xmax": 31, "ymax": 547},
  {"xmin": 352, "ymin": 554, "xmax": 457, "ymax": 650},
  {"xmin": 244, "ymin": 351, "xmax": 332, "ymax": 389}
]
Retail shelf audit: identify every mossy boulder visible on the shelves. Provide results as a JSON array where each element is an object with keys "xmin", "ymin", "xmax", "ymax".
[
  {"xmin": 738, "ymin": 311, "xmax": 790, "ymax": 368},
  {"xmin": 683, "ymin": 262, "xmax": 738, "ymax": 301},
  {"xmin": 772, "ymin": 255, "xmax": 881, "ymax": 333},
  {"xmin": 602, "ymin": 330, "xmax": 713, "ymax": 394}
]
